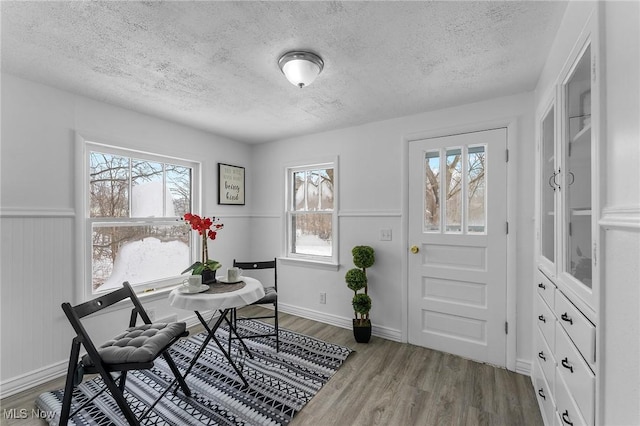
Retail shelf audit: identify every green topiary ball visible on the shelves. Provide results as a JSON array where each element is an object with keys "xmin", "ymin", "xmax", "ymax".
[
  {"xmin": 352, "ymin": 246, "xmax": 375, "ymax": 269},
  {"xmin": 345, "ymin": 268, "xmax": 367, "ymax": 292},
  {"xmin": 352, "ymin": 293, "xmax": 372, "ymax": 315}
]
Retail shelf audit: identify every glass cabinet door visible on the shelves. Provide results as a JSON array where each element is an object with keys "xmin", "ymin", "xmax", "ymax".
[
  {"xmin": 563, "ymin": 45, "xmax": 592, "ymax": 288},
  {"xmin": 541, "ymin": 105, "xmax": 556, "ymax": 266}
]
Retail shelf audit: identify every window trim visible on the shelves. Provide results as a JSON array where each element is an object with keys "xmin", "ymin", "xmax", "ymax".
[
  {"xmin": 75, "ymin": 134, "xmax": 201, "ymax": 302},
  {"xmin": 283, "ymin": 157, "xmax": 339, "ymax": 267}
]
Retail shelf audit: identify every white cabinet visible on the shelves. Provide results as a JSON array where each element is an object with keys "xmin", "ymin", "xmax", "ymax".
[{"xmin": 534, "ymin": 9, "xmax": 600, "ymax": 426}]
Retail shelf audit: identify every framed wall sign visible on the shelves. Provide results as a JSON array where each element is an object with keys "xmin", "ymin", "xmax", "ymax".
[{"xmin": 218, "ymin": 163, "xmax": 245, "ymax": 205}]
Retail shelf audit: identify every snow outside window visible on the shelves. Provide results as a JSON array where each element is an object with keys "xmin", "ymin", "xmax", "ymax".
[
  {"xmin": 85, "ymin": 144, "xmax": 198, "ymax": 296},
  {"xmin": 286, "ymin": 162, "xmax": 337, "ymax": 264}
]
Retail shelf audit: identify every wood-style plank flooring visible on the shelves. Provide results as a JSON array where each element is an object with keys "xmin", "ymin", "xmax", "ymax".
[{"xmin": 1, "ymin": 307, "xmax": 542, "ymax": 426}]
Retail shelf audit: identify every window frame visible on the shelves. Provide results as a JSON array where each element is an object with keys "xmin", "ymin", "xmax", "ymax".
[
  {"xmin": 76, "ymin": 135, "xmax": 201, "ymax": 301},
  {"xmin": 283, "ymin": 158, "xmax": 338, "ymax": 267}
]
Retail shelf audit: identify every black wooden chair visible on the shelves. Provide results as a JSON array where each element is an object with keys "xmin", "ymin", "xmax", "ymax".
[
  {"xmin": 59, "ymin": 282, "xmax": 191, "ymax": 425},
  {"xmin": 231, "ymin": 259, "xmax": 280, "ymax": 351}
]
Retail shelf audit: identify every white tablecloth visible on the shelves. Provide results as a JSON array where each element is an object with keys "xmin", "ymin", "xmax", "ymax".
[{"xmin": 168, "ymin": 276, "xmax": 265, "ymax": 312}]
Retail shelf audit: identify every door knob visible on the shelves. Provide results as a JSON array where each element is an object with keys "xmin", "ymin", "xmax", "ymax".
[{"xmin": 410, "ymin": 245, "xmax": 420, "ymax": 254}]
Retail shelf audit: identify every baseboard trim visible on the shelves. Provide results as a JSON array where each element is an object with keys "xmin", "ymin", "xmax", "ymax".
[
  {"xmin": 0, "ymin": 312, "xmax": 212, "ymax": 399},
  {"xmin": 0, "ymin": 360, "xmax": 68, "ymax": 399},
  {"xmin": 515, "ymin": 358, "xmax": 532, "ymax": 376},
  {"xmin": 278, "ymin": 303, "xmax": 402, "ymax": 342}
]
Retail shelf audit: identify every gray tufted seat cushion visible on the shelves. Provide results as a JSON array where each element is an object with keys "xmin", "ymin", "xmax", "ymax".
[
  {"xmin": 82, "ymin": 322, "xmax": 186, "ymax": 366},
  {"xmin": 251, "ymin": 286, "xmax": 277, "ymax": 304}
]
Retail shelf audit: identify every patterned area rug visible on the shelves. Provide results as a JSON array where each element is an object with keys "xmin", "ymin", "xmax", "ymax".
[{"xmin": 36, "ymin": 320, "xmax": 352, "ymax": 425}]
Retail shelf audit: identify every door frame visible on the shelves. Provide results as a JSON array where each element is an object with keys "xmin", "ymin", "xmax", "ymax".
[{"xmin": 401, "ymin": 117, "xmax": 519, "ymax": 372}]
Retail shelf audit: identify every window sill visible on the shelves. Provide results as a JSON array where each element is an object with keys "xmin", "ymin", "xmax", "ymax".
[
  {"xmin": 85, "ymin": 284, "xmax": 180, "ymax": 318},
  {"xmin": 279, "ymin": 257, "xmax": 340, "ymax": 271}
]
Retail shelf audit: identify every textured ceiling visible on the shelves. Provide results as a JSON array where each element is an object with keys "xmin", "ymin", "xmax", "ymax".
[{"xmin": 1, "ymin": 1, "xmax": 567, "ymax": 144}]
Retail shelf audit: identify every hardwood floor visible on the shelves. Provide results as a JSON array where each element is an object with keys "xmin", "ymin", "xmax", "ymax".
[{"xmin": 0, "ymin": 307, "xmax": 542, "ymax": 425}]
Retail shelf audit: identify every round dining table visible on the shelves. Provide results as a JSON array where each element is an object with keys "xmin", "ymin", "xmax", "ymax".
[
  {"xmin": 168, "ymin": 276, "xmax": 264, "ymax": 312},
  {"xmin": 168, "ymin": 276, "xmax": 265, "ymax": 387}
]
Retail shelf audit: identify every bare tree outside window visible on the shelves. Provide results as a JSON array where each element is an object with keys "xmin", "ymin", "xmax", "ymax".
[
  {"xmin": 424, "ymin": 146, "xmax": 486, "ymax": 234},
  {"xmin": 89, "ymin": 151, "xmax": 192, "ymax": 292},
  {"xmin": 290, "ymin": 166, "xmax": 334, "ymax": 257}
]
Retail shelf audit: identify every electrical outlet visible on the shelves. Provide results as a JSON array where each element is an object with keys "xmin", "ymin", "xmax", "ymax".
[
  {"xmin": 380, "ymin": 228, "xmax": 392, "ymax": 241},
  {"xmin": 319, "ymin": 292, "xmax": 326, "ymax": 304}
]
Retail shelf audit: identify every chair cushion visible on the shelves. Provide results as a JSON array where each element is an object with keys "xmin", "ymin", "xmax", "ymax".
[
  {"xmin": 82, "ymin": 322, "xmax": 186, "ymax": 366},
  {"xmin": 251, "ymin": 286, "xmax": 277, "ymax": 305}
]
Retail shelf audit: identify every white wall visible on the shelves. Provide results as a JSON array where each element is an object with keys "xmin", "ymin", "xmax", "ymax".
[
  {"xmin": 600, "ymin": 2, "xmax": 640, "ymax": 425},
  {"xmin": 250, "ymin": 92, "xmax": 536, "ymax": 366},
  {"xmin": 0, "ymin": 74, "xmax": 253, "ymax": 396}
]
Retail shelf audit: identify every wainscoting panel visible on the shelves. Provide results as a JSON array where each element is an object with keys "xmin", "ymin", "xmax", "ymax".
[{"xmin": 0, "ymin": 215, "xmax": 75, "ymax": 397}]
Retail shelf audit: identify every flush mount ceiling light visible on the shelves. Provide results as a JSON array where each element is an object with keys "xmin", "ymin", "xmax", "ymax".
[{"xmin": 278, "ymin": 51, "xmax": 324, "ymax": 88}]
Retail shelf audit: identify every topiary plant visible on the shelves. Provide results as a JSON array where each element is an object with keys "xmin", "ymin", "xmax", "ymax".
[{"xmin": 345, "ymin": 246, "xmax": 375, "ymax": 330}]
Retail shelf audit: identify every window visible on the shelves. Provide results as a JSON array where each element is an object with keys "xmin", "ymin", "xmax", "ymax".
[
  {"xmin": 424, "ymin": 145, "xmax": 486, "ymax": 234},
  {"xmin": 286, "ymin": 161, "xmax": 337, "ymax": 264},
  {"xmin": 83, "ymin": 141, "xmax": 199, "ymax": 296}
]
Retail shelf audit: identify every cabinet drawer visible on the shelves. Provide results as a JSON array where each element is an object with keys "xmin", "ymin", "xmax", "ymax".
[
  {"xmin": 537, "ymin": 270, "xmax": 556, "ymax": 309},
  {"xmin": 556, "ymin": 325, "xmax": 595, "ymax": 426},
  {"xmin": 555, "ymin": 371, "xmax": 588, "ymax": 426},
  {"xmin": 535, "ymin": 328, "xmax": 556, "ymax": 397},
  {"xmin": 533, "ymin": 358, "xmax": 556, "ymax": 426},
  {"xmin": 536, "ymin": 294, "xmax": 556, "ymax": 350},
  {"xmin": 555, "ymin": 290, "xmax": 596, "ymax": 366}
]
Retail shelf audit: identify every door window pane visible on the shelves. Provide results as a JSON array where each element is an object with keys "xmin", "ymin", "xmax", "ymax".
[
  {"xmin": 424, "ymin": 151, "xmax": 440, "ymax": 231},
  {"xmin": 467, "ymin": 146, "xmax": 486, "ymax": 233},
  {"xmin": 445, "ymin": 148, "xmax": 462, "ymax": 233}
]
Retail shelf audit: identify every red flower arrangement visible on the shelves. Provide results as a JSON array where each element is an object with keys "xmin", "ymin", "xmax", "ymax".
[{"xmin": 181, "ymin": 213, "xmax": 224, "ymax": 278}]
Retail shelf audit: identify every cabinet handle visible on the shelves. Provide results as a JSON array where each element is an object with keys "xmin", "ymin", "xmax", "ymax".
[
  {"xmin": 562, "ymin": 410, "xmax": 574, "ymax": 426},
  {"xmin": 561, "ymin": 357, "xmax": 574, "ymax": 373},
  {"xmin": 561, "ymin": 313, "xmax": 573, "ymax": 325},
  {"xmin": 538, "ymin": 388, "xmax": 546, "ymax": 400},
  {"xmin": 538, "ymin": 351, "xmax": 546, "ymax": 361},
  {"xmin": 567, "ymin": 171, "xmax": 575, "ymax": 186},
  {"xmin": 538, "ymin": 315, "xmax": 546, "ymax": 323},
  {"xmin": 549, "ymin": 171, "xmax": 560, "ymax": 191},
  {"xmin": 538, "ymin": 282, "xmax": 546, "ymax": 290}
]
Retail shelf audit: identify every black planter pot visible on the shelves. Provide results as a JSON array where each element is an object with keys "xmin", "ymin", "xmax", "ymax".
[
  {"xmin": 200, "ymin": 269, "xmax": 217, "ymax": 284},
  {"xmin": 352, "ymin": 319, "xmax": 372, "ymax": 343}
]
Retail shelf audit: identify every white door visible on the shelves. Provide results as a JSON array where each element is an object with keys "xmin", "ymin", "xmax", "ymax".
[{"xmin": 408, "ymin": 128, "xmax": 508, "ymax": 366}]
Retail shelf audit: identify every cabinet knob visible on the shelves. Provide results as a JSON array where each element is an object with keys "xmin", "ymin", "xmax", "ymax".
[
  {"xmin": 561, "ymin": 357, "xmax": 574, "ymax": 373},
  {"xmin": 538, "ymin": 351, "xmax": 546, "ymax": 361},
  {"xmin": 561, "ymin": 312, "xmax": 573, "ymax": 325},
  {"xmin": 538, "ymin": 315, "xmax": 546, "ymax": 323},
  {"xmin": 538, "ymin": 282, "xmax": 546, "ymax": 289},
  {"xmin": 410, "ymin": 245, "xmax": 420, "ymax": 254},
  {"xmin": 538, "ymin": 388, "xmax": 546, "ymax": 400},
  {"xmin": 562, "ymin": 410, "xmax": 574, "ymax": 426}
]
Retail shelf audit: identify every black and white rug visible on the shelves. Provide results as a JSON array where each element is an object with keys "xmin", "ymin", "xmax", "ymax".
[{"xmin": 36, "ymin": 320, "xmax": 352, "ymax": 425}]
